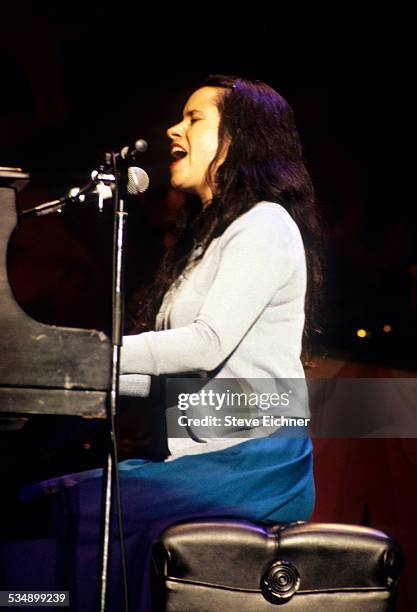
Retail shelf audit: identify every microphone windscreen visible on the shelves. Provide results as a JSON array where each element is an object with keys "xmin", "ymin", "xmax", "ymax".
[{"xmin": 127, "ymin": 166, "xmax": 150, "ymax": 195}]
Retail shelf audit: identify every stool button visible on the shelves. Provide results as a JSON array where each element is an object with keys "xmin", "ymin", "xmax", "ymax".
[{"xmin": 261, "ymin": 560, "xmax": 300, "ymax": 603}]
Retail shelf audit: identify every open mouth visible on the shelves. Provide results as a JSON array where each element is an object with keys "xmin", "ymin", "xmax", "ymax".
[{"xmin": 171, "ymin": 145, "xmax": 188, "ymax": 164}]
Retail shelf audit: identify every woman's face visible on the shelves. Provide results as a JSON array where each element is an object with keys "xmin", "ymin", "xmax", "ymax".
[{"xmin": 167, "ymin": 86, "xmax": 225, "ymax": 206}]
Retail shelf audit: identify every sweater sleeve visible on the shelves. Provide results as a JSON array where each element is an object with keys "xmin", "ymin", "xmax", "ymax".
[
  {"xmin": 120, "ymin": 206, "xmax": 302, "ymax": 376},
  {"xmin": 119, "ymin": 374, "xmax": 151, "ymax": 397}
]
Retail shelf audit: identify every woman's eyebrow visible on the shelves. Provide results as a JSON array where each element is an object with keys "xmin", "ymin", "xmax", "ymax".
[{"xmin": 183, "ymin": 109, "xmax": 204, "ymax": 117}]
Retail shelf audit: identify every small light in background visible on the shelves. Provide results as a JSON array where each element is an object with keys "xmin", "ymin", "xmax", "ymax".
[
  {"xmin": 383, "ymin": 324, "xmax": 392, "ymax": 333},
  {"xmin": 356, "ymin": 328, "xmax": 368, "ymax": 338}
]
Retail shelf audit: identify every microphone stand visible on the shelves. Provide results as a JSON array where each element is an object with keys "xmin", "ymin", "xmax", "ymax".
[{"xmin": 97, "ymin": 153, "xmax": 129, "ymax": 612}]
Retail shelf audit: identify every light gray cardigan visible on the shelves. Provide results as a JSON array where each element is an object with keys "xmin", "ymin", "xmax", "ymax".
[{"xmin": 120, "ymin": 201, "xmax": 308, "ymax": 457}]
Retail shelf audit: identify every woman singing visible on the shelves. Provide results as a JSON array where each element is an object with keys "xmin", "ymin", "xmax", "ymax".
[{"xmin": 11, "ymin": 75, "xmax": 322, "ymax": 611}]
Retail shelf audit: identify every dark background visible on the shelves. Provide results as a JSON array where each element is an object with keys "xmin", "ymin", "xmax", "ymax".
[
  {"xmin": 2, "ymin": 2, "xmax": 416, "ymax": 368},
  {"xmin": 1, "ymin": 4, "xmax": 416, "ymax": 609}
]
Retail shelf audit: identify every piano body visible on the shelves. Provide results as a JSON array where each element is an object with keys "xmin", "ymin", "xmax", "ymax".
[{"xmin": 0, "ymin": 168, "xmax": 112, "ymax": 492}]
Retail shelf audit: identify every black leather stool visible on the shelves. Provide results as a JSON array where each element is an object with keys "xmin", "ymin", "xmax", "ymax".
[{"xmin": 151, "ymin": 520, "xmax": 403, "ymax": 611}]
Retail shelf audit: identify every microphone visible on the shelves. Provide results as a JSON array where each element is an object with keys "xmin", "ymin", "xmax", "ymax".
[
  {"xmin": 120, "ymin": 139, "xmax": 148, "ymax": 161},
  {"xmin": 127, "ymin": 167, "xmax": 150, "ymax": 195}
]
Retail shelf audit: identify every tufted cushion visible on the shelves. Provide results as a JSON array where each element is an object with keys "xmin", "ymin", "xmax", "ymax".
[{"xmin": 151, "ymin": 520, "xmax": 403, "ymax": 611}]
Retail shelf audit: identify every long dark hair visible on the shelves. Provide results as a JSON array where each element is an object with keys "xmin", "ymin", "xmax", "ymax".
[{"xmin": 129, "ymin": 75, "xmax": 323, "ymax": 363}]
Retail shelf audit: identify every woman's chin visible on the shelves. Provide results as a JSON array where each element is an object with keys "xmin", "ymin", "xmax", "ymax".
[{"xmin": 170, "ymin": 179, "xmax": 196, "ymax": 197}]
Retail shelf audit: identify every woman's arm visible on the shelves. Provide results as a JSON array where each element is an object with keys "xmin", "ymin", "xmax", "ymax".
[{"xmin": 119, "ymin": 373, "xmax": 151, "ymax": 397}]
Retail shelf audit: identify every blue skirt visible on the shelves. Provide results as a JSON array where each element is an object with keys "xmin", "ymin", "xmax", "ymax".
[{"xmin": 1, "ymin": 432, "xmax": 314, "ymax": 611}]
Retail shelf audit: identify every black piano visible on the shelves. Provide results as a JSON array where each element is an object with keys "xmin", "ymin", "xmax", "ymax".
[{"xmin": 0, "ymin": 168, "xmax": 113, "ymax": 503}]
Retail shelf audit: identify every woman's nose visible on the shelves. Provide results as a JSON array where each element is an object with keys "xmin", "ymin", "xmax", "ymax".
[{"xmin": 166, "ymin": 122, "xmax": 182, "ymax": 140}]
